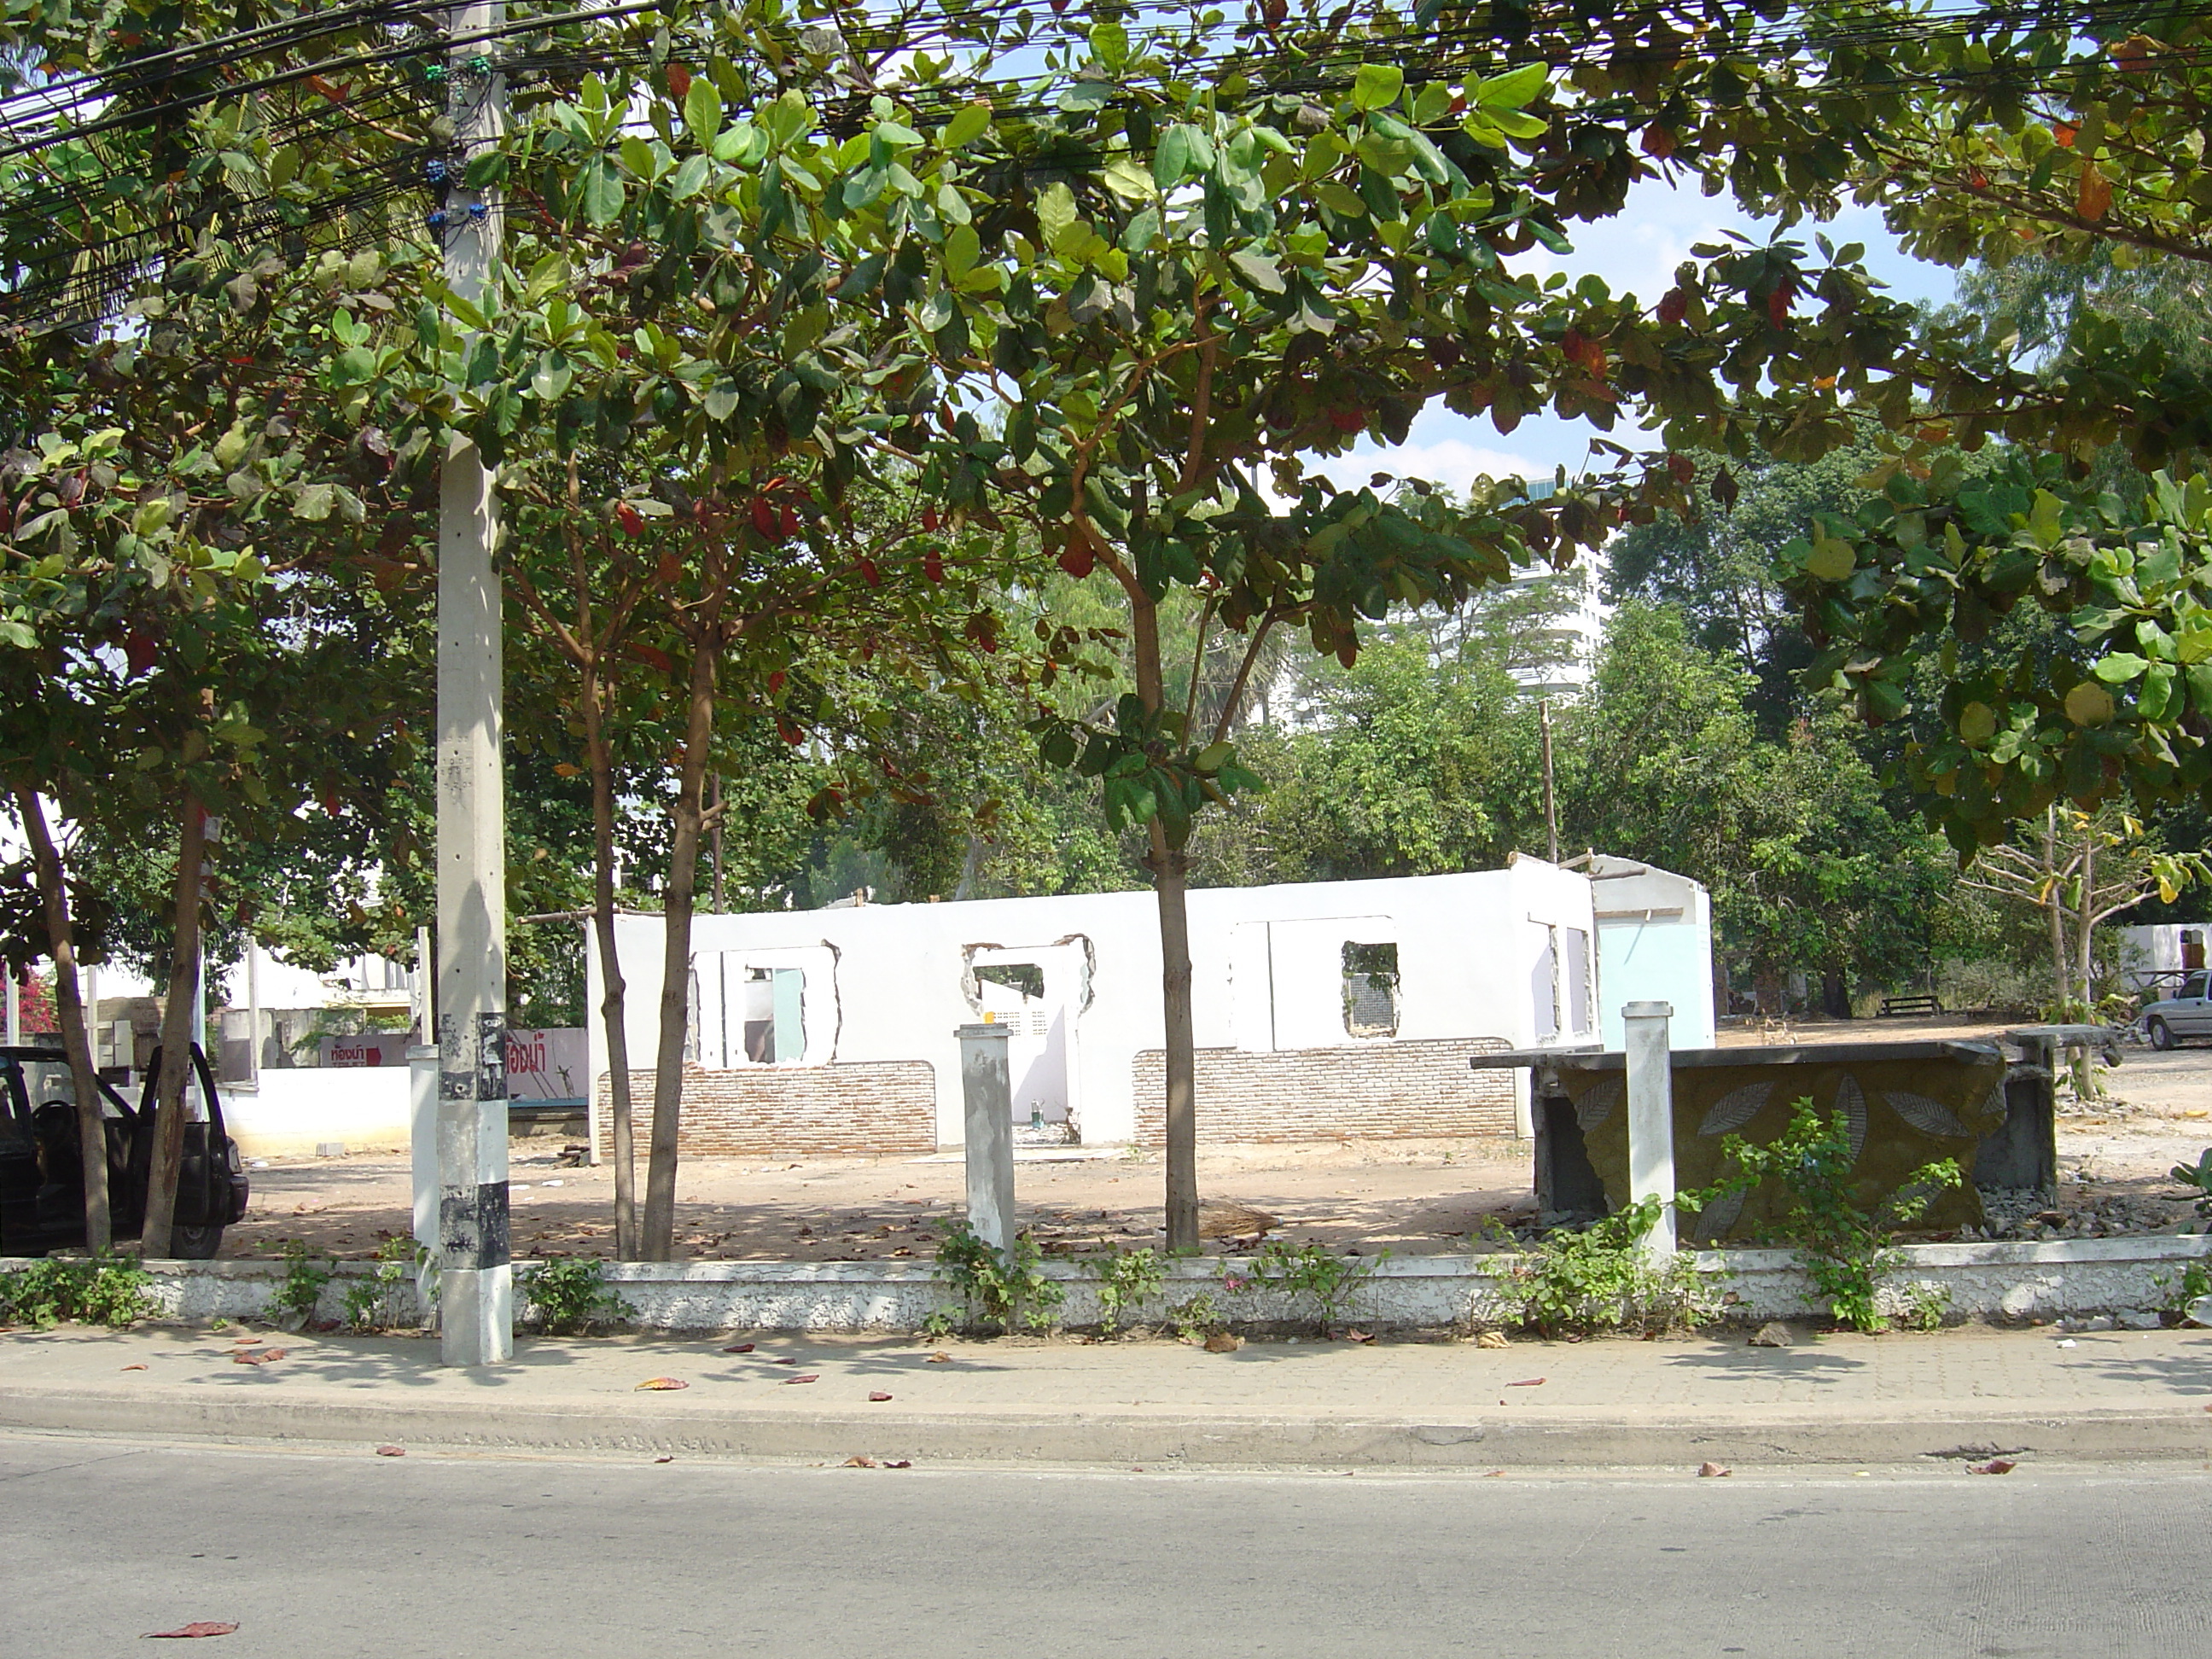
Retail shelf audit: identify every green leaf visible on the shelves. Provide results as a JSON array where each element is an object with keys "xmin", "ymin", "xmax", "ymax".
[
  {"xmin": 702, "ymin": 376, "xmax": 740, "ymax": 422},
  {"xmin": 2093, "ymin": 653, "xmax": 2150, "ymax": 684},
  {"xmin": 942, "ymin": 102, "xmax": 992, "ymax": 149},
  {"xmin": 1091, "ymin": 19, "xmax": 1129, "ymax": 67},
  {"xmin": 1805, "ymin": 532, "xmax": 1856, "ymax": 582},
  {"xmin": 1353, "ymin": 64, "xmax": 1404, "ymax": 111},
  {"xmin": 683, "ymin": 80, "xmax": 723, "ymax": 148},
  {"xmin": 1227, "ymin": 247, "xmax": 1285, "ymax": 294},
  {"xmin": 1957, "ymin": 701, "xmax": 1996, "ymax": 747},
  {"xmin": 578, "ymin": 158, "xmax": 625, "ymax": 227},
  {"xmin": 293, "ymin": 483, "xmax": 334, "ymax": 521},
  {"xmin": 1153, "ymin": 124, "xmax": 1193, "ymax": 189},
  {"xmin": 1476, "ymin": 62, "xmax": 1547, "ymax": 108}
]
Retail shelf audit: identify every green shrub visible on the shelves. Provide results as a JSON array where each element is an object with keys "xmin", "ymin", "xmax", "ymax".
[
  {"xmin": 0, "ymin": 1254, "xmax": 153, "ymax": 1330},
  {"xmin": 1715, "ymin": 1097, "xmax": 1962, "ymax": 1333},
  {"xmin": 1246, "ymin": 1241, "xmax": 1377, "ymax": 1332},
  {"xmin": 341, "ymin": 1236, "xmax": 432, "ymax": 1331},
  {"xmin": 1083, "ymin": 1246, "xmax": 1166, "ymax": 1336},
  {"xmin": 517, "ymin": 1256, "xmax": 626, "ymax": 1336},
  {"xmin": 268, "ymin": 1240, "xmax": 335, "ymax": 1326},
  {"xmin": 926, "ymin": 1221, "xmax": 1064, "ymax": 1336},
  {"xmin": 1508, "ymin": 1197, "xmax": 1719, "ymax": 1338}
]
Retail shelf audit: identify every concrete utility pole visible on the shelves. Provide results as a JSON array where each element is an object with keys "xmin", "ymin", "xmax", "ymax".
[
  {"xmin": 1622, "ymin": 999, "xmax": 1676, "ymax": 1260},
  {"xmin": 434, "ymin": 0, "xmax": 512, "ymax": 1368},
  {"xmin": 1540, "ymin": 698, "xmax": 1559, "ymax": 864},
  {"xmin": 958, "ymin": 1022, "xmax": 1015, "ymax": 1251}
]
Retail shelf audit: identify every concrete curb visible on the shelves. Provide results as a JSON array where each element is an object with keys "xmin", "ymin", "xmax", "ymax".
[
  {"xmin": 35, "ymin": 1234, "xmax": 2212, "ymax": 1334},
  {"xmin": 4, "ymin": 1383, "xmax": 2207, "ymax": 1470}
]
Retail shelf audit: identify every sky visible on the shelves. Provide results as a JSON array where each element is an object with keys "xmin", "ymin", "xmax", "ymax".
[{"xmin": 1314, "ymin": 179, "xmax": 1960, "ymax": 495}]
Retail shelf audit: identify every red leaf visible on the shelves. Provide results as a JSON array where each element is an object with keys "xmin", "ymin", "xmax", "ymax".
[
  {"xmin": 869, "ymin": 1391, "xmax": 894, "ymax": 1401},
  {"xmin": 779, "ymin": 504, "xmax": 800, "ymax": 539},
  {"xmin": 723, "ymin": 1342, "xmax": 755, "ymax": 1353},
  {"xmin": 125, "ymin": 630, "xmax": 159, "ymax": 676},
  {"xmin": 884, "ymin": 1458, "xmax": 912, "ymax": 1469},
  {"xmin": 1506, "ymin": 1377, "xmax": 1546, "ymax": 1387},
  {"xmin": 783, "ymin": 1373, "xmax": 820, "ymax": 1385},
  {"xmin": 1767, "ymin": 286, "xmax": 1794, "ymax": 326},
  {"xmin": 921, "ymin": 507, "xmax": 940, "ymax": 533},
  {"xmin": 631, "ymin": 643, "xmax": 674, "ymax": 674},
  {"xmin": 777, "ymin": 717, "xmax": 804, "ymax": 746},
  {"xmin": 858, "ymin": 556, "xmax": 882, "ymax": 587},
  {"xmin": 667, "ymin": 63, "xmax": 692, "ymax": 100},
  {"xmin": 146, "ymin": 1623, "xmax": 238, "ymax": 1639},
  {"xmin": 375, "ymin": 1445, "xmax": 405, "ymax": 1457},
  {"xmin": 1057, "ymin": 540, "xmax": 1095, "ymax": 579},
  {"xmin": 923, "ymin": 550, "xmax": 946, "ymax": 584},
  {"xmin": 1666, "ymin": 452, "xmax": 1695, "ymax": 486},
  {"xmin": 750, "ymin": 498, "xmax": 777, "ymax": 538},
  {"xmin": 767, "ymin": 671, "xmax": 785, "ymax": 696},
  {"xmin": 1639, "ymin": 123, "xmax": 1676, "ymax": 160},
  {"xmin": 1656, "ymin": 288, "xmax": 1688, "ymax": 327},
  {"xmin": 2053, "ymin": 121, "xmax": 2076, "ymax": 148},
  {"xmin": 1970, "ymin": 1458, "xmax": 2017, "ymax": 1475},
  {"xmin": 616, "ymin": 503, "xmax": 646, "ymax": 538}
]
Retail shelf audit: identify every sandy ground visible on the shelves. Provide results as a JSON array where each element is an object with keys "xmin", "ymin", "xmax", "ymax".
[{"xmin": 219, "ymin": 1017, "xmax": 2212, "ymax": 1264}]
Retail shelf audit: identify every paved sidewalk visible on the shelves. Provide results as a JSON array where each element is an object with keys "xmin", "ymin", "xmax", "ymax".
[{"xmin": 4, "ymin": 1320, "xmax": 2210, "ymax": 1469}]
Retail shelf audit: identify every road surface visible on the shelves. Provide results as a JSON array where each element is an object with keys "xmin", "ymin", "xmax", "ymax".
[{"xmin": 7, "ymin": 1432, "xmax": 2208, "ymax": 1656}]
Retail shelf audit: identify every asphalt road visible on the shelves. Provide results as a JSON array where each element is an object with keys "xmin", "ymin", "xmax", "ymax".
[{"xmin": 7, "ymin": 1433, "xmax": 2209, "ymax": 1657}]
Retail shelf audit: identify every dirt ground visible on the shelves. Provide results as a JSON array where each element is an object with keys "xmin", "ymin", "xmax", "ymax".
[{"xmin": 220, "ymin": 1017, "xmax": 2212, "ymax": 1264}]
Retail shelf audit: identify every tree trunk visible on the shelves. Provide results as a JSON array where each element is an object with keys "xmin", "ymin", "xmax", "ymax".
[
  {"xmin": 581, "ymin": 667, "xmax": 638, "ymax": 1259},
  {"xmin": 1130, "ymin": 592, "xmax": 1200, "ymax": 1254},
  {"xmin": 12, "ymin": 786, "xmax": 109, "ymax": 1253},
  {"xmin": 641, "ymin": 602, "xmax": 725, "ymax": 1262},
  {"xmin": 2045, "ymin": 808, "xmax": 2069, "ymax": 1014},
  {"xmin": 140, "ymin": 797, "xmax": 206, "ymax": 1260}
]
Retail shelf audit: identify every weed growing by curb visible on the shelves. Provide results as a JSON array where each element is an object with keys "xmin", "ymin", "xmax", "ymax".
[
  {"xmin": 518, "ymin": 1256, "xmax": 627, "ymax": 1336},
  {"xmin": 1166, "ymin": 1290, "xmax": 1225, "ymax": 1343},
  {"xmin": 269, "ymin": 1241, "xmax": 335, "ymax": 1326},
  {"xmin": 0, "ymin": 1254, "xmax": 151, "ymax": 1329},
  {"xmin": 1508, "ymin": 1197, "xmax": 1720, "ymax": 1338},
  {"xmin": 1083, "ymin": 1246, "xmax": 1166, "ymax": 1336},
  {"xmin": 927, "ymin": 1221, "xmax": 1065, "ymax": 1336},
  {"xmin": 2152, "ymin": 1259, "xmax": 2211, "ymax": 1319},
  {"xmin": 343, "ymin": 1236, "xmax": 433, "ymax": 1331},
  {"xmin": 1247, "ymin": 1242, "xmax": 1378, "ymax": 1332},
  {"xmin": 1715, "ymin": 1097, "xmax": 1962, "ymax": 1333}
]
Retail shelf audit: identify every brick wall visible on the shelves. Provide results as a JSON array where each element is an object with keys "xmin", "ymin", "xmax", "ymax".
[
  {"xmin": 593, "ymin": 1062, "xmax": 938, "ymax": 1158},
  {"xmin": 1131, "ymin": 1039, "xmax": 1516, "ymax": 1144}
]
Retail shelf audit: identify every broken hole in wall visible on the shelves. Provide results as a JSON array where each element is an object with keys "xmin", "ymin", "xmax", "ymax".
[
  {"xmin": 972, "ymin": 962, "xmax": 1045, "ymax": 1003},
  {"xmin": 1342, "ymin": 941, "xmax": 1400, "ymax": 1039}
]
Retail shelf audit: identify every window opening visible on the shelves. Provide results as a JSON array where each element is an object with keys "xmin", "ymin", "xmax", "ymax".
[
  {"xmin": 1341, "ymin": 941, "xmax": 1400, "ymax": 1039},
  {"xmin": 742, "ymin": 967, "xmax": 806, "ymax": 1063},
  {"xmin": 973, "ymin": 962, "xmax": 1046, "ymax": 1003},
  {"xmin": 1532, "ymin": 926, "xmax": 1559, "ymax": 1039},
  {"xmin": 1562, "ymin": 927, "xmax": 1592, "ymax": 1037}
]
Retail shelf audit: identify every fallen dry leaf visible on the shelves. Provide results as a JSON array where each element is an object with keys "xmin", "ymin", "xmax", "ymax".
[
  {"xmin": 230, "ymin": 1353, "xmax": 267, "ymax": 1366},
  {"xmin": 375, "ymin": 1445, "xmax": 405, "ymax": 1458},
  {"xmin": 145, "ymin": 1622, "xmax": 238, "ymax": 1639},
  {"xmin": 262, "ymin": 1348, "xmax": 287, "ymax": 1362},
  {"xmin": 634, "ymin": 1377, "xmax": 689, "ymax": 1392},
  {"xmin": 843, "ymin": 1455, "xmax": 877, "ymax": 1468},
  {"xmin": 230, "ymin": 1337, "xmax": 261, "ymax": 1347},
  {"xmin": 1698, "ymin": 1462, "xmax": 1732, "ymax": 1478},
  {"xmin": 1342, "ymin": 1329, "xmax": 1375, "ymax": 1344},
  {"xmin": 868, "ymin": 1391, "xmax": 894, "ymax": 1402},
  {"xmin": 722, "ymin": 1342, "xmax": 755, "ymax": 1353},
  {"xmin": 1475, "ymin": 1330, "xmax": 1509, "ymax": 1349},
  {"xmin": 653, "ymin": 1456, "xmax": 674, "ymax": 1464},
  {"xmin": 121, "ymin": 1364, "xmax": 147, "ymax": 1371},
  {"xmin": 1203, "ymin": 1331, "xmax": 1243, "ymax": 1353},
  {"xmin": 784, "ymin": 1373, "xmax": 820, "ymax": 1385},
  {"xmin": 925, "ymin": 1352, "xmax": 952, "ymax": 1364},
  {"xmin": 1506, "ymin": 1377, "xmax": 1546, "ymax": 1388},
  {"xmin": 1482, "ymin": 1469, "xmax": 1506, "ymax": 1478},
  {"xmin": 883, "ymin": 1459, "xmax": 912, "ymax": 1469},
  {"xmin": 1970, "ymin": 1458, "xmax": 2017, "ymax": 1476}
]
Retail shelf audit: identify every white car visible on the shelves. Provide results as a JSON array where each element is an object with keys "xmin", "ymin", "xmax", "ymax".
[{"xmin": 2139, "ymin": 971, "xmax": 2212, "ymax": 1049}]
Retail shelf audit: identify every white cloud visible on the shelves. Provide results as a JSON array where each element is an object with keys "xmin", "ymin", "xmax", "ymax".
[{"xmin": 1311, "ymin": 436, "xmax": 1545, "ymax": 496}]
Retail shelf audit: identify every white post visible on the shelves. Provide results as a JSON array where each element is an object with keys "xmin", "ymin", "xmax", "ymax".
[
  {"xmin": 84, "ymin": 963, "xmax": 97, "ymax": 1064},
  {"xmin": 246, "ymin": 943, "xmax": 260, "ymax": 1089},
  {"xmin": 3, "ymin": 969, "xmax": 17, "ymax": 1046},
  {"xmin": 1622, "ymin": 998, "xmax": 1676, "ymax": 1259},
  {"xmin": 434, "ymin": 0, "xmax": 512, "ymax": 1368},
  {"xmin": 958, "ymin": 1023, "xmax": 1016, "ymax": 1250}
]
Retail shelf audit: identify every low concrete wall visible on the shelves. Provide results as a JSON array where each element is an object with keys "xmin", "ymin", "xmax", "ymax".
[
  {"xmin": 224, "ymin": 1067, "xmax": 411, "ymax": 1159},
  {"xmin": 35, "ymin": 1234, "xmax": 2211, "ymax": 1334}
]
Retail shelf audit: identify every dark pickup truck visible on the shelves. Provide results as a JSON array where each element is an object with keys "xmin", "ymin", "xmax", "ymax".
[{"xmin": 0, "ymin": 1044, "xmax": 250, "ymax": 1259}]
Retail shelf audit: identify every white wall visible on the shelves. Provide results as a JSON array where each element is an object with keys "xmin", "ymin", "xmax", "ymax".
[
  {"xmin": 588, "ymin": 861, "xmax": 1612, "ymax": 1149},
  {"xmin": 224, "ymin": 1066, "xmax": 411, "ymax": 1158},
  {"xmin": 1588, "ymin": 855, "xmax": 1717, "ymax": 1049}
]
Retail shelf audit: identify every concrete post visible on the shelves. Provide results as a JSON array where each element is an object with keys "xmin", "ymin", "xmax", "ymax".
[
  {"xmin": 410, "ymin": 1045, "xmax": 439, "ymax": 1319},
  {"xmin": 4, "ymin": 969, "xmax": 17, "ymax": 1046},
  {"xmin": 1623, "ymin": 998, "xmax": 1676, "ymax": 1258},
  {"xmin": 958, "ymin": 1022, "xmax": 1015, "ymax": 1251},
  {"xmin": 434, "ymin": 0, "xmax": 511, "ymax": 1367}
]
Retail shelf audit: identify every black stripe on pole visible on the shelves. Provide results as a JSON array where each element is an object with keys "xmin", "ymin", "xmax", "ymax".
[{"xmin": 440, "ymin": 1181, "xmax": 511, "ymax": 1270}]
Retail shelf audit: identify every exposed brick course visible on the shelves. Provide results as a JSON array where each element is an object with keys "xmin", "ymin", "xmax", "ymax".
[
  {"xmin": 593, "ymin": 1062, "xmax": 937, "ymax": 1157},
  {"xmin": 1131, "ymin": 1039, "xmax": 1516, "ymax": 1144}
]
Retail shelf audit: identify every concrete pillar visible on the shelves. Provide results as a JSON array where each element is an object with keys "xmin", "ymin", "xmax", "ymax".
[
  {"xmin": 1623, "ymin": 998, "xmax": 1676, "ymax": 1258},
  {"xmin": 410, "ymin": 1044, "xmax": 439, "ymax": 1318},
  {"xmin": 958, "ymin": 1022, "xmax": 1015, "ymax": 1250},
  {"xmin": 4, "ymin": 970, "xmax": 17, "ymax": 1046}
]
